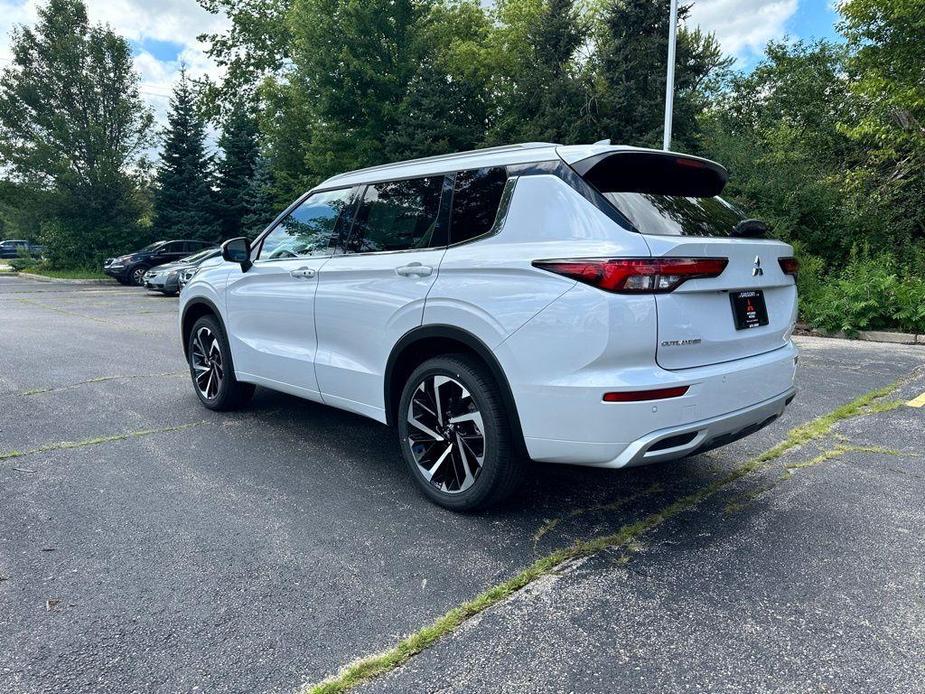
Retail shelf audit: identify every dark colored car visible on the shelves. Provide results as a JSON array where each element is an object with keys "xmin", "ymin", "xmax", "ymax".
[
  {"xmin": 103, "ymin": 240, "xmax": 214, "ymax": 285},
  {"xmin": 142, "ymin": 247, "xmax": 221, "ymax": 296},
  {"xmin": 0, "ymin": 239, "xmax": 45, "ymax": 259}
]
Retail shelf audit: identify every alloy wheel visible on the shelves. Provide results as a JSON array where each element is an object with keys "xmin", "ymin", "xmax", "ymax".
[
  {"xmin": 190, "ymin": 326, "xmax": 223, "ymax": 400},
  {"xmin": 132, "ymin": 267, "xmax": 146, "ymax": 285},
  {"xmin": 406, "ymin": 375, "xmax": 485, "ymax": 494}
]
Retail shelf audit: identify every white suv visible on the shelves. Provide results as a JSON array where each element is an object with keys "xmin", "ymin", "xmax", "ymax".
[{"xmin": 180, "ymin": 143, "xmax": 798, "ymax": 510}]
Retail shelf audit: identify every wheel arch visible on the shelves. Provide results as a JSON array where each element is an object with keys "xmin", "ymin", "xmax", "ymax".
[
  {"xmin": 180, "ymin": 298, "xmax": 227, "ymax": 358},
  {"xmin": 384, "ymin": 325, "xmax": 527, "ymax": 456}
]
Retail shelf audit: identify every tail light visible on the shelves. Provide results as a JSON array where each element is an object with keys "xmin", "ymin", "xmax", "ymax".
[
  {"xmin": 778, "ymin": 257, "xmax": 799, "ymax": 277},
  {"xmin": 532, "ymin": 257, "xmax": 728, "ymax": 294}
]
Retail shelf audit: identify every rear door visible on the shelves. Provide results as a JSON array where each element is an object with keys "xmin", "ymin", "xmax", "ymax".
[
  {"xmin": 314, "ymin": 175, "xmax": 450, "ymax": 420},
  {"xmin": 571, "ymin": 149, "xmax": 797, "ymax": 370}
]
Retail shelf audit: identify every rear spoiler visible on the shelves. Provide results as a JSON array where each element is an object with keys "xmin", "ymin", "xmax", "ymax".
[{"xmin": 569, "ymin": 150, "xmax": 728, "ymax": 198}]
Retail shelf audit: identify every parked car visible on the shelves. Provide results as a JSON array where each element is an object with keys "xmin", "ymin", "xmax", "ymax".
[
  {"xmin": 0, "ymin": 239, "xmax": 45, "ymax": 259},
  {"xmin": 179, "ymin": 142, "xmax": 799, "ymax": 511},
  {"xmin": 178, "ymin": 253, "xmax": 223, "ymax": 291},
  {"xmin": 104, "ymin": 240, "xmax": 214, "ymax": 285},
  {"xmin": 143, "ymin": 247, "xmax": 220, "ymax": 296}
]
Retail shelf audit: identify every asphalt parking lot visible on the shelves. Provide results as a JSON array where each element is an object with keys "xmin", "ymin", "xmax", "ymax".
[{"xmin": 2, "ymin": 274, "xmax": 924, "ymax": 694}]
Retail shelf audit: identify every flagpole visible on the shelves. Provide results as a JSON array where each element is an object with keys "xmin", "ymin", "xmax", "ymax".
[{"xmin": 662, "ymin": 0, "xmax": 679, "ymax": 151}]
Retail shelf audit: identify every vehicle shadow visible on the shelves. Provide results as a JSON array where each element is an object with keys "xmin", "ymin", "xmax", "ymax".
[{"xmin": 236, "ymin": 386, "xmax": 730, "ymax": 562}]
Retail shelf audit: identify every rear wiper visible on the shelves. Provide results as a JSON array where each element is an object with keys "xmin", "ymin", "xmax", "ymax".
[{"xmin": 732, "ymin": 219, "xmax": 768, "ymax": 238}]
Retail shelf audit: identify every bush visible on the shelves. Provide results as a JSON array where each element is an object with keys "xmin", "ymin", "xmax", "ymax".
[
  {"xmin": 800, "ymin": 251, "xmax": 925, "ymax": 335},
  {"xmin": 9, "ymin": 252, "xmax": 38, "ymax": 271}
]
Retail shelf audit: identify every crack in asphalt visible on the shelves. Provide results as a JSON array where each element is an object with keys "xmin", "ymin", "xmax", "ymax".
[
  {"xmin": 299, "ymin": 376, "xmax": 918, "ymax": 694},
  {"xmin": 0, "ymin": 421, "xmax": 206, "ymax": 461},
  {"xmin": 11, "ymin": 296, "xmax": 162, "ymax": 335},
  {"xmin": 9, "ymin": 371, "xmax": 186, "ymax": 397}
]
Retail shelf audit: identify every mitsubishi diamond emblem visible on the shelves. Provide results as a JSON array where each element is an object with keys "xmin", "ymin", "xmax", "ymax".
[{"xmin": 752, "ymin": 256, "xmax": 763, "ymax": 277}]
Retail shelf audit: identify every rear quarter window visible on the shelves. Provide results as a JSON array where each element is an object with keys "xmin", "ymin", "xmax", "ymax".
[{"xmin": 450, "ymin": 167, "xmax": 508, "ymax": 244}]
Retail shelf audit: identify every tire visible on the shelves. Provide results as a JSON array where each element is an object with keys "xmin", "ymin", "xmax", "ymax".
[
  {"xmin": 129, "ymin": 265, "xmax": 148, "ymax": 286},
  {"xmin": 397, "ymin": 354, "xmax": 525, "ymax": 511},
  {"xmin": 186, "ymin": 315, "xmax": 255, "ymax": 411}
]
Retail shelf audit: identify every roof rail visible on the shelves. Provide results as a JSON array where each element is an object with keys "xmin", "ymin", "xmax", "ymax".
[{"xmin": 328, "ymin": 142, "xmax": 560, "ymax": 180}]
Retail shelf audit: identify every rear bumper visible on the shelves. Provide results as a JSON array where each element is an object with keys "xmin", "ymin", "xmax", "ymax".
[
  {"xmin": 596, "ymin": 386, "xmax": 794, "ymax": 468},
  {"xmin": 518, "ymin": 342, "xmax": 798, "ymax": 467}
]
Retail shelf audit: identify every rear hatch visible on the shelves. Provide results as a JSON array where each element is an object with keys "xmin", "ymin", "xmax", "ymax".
[{"xmin": 567, "ymin": 147, "xmax": 797, "ymax": 370}]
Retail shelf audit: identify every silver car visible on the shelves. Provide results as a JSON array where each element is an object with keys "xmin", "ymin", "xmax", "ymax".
[{"xmin": 143, "ymin": 248, "xmax": 220, "ymax": 295}]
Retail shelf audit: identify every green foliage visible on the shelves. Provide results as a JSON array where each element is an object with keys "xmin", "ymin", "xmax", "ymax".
[
  {"xmin": 9, "ymin": 254, "xmax": 38, "ymax": 271},
  {"xmin": 801, "ymin": 251, "xmax": 925, "ymax": 335},
  {"xmin": 153, "ymin": 70, "xmax": 221, "ymax": 241},
  {"xmin": 197, "ymin": 0, "xmax": 293, "ymax": 117},
  {"xmin": 838, "ymin": 0, "xmax": 925, "ymax": 258},
  {"xmin": 592, "ymin": 0, "xmax": 731, "ymax": 149},
  {"xmin": 216, "ymin": 99, "xmax": 260, "ymax": 239},
  {"xmin": 0, "ymin": 0, "xmax": 153, "ymax": 267},
  {"xmin": 240, "ymin": 154, "xmax": 280, "ymax": 238}
]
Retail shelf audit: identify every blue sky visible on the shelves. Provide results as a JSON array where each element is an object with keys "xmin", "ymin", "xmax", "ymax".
[{"xmin": 0, "ymin": 0, "xmax": 845, "ymax": 129}]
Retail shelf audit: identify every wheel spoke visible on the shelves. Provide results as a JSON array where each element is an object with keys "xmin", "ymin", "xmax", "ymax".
[
  {"xmin": 421, "ymin": 444, "xmax": 453, "ymax": 482},
  {"xmin": 448, "ymin": 411, "xmax": 483, "ymax": 433},
  {"xmin": 454, "ymin": 432, "xmax": 475, "ymax": 488},
  {"xmin": 408, "ymin": 415, "xmax": 444, "ymax": 441}
]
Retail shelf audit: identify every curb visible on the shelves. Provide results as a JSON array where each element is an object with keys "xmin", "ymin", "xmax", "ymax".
[
  {"xmin": 796, "ymin": 323, "xmax": 923, "ymax": 345},
  {"xmin": 16, "ymin": 272, "xmax": 117, "ymax": 285}
]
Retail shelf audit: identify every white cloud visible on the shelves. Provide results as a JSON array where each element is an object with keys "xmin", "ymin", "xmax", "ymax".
[{"xmin": 687, "ymin": 0, "xmax": 799, "ymax": 60}]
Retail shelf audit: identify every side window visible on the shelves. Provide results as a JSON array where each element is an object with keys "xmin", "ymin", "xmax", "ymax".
[
  {"xmin": 450, "ymin": 167, "xmax": 509, "ymax": 244},
  {"xmin": 164, "ymin": 242, "xmax": 184, "ymax": 254},
  {"xmin": 258, "ymin": 188, "xmax": 353, "ymax": 260},
  {"xmin": 346, "ymin": 176, "xmax": 445, "ymax": 253}
]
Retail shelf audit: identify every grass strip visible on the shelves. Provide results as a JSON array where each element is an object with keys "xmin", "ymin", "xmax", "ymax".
[
  {"xmin": 17, "ymin": 371, "xmax": 185, "ymax": 396},
  {"xmin": 0, "ymin": 421, "xmax": 205, "ymax": 461},
  {"xmin": 302, "ymin": 380, "xmax": 908, "ymax": 694}
]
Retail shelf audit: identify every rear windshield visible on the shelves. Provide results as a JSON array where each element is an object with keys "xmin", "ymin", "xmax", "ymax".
[
  {"xmin": 573, "ymin": 151, "xmax": 747, "ymax": 237},
  {"xmin": 603, "ymin": 192, "xmax": 745, "ymax": 237}
]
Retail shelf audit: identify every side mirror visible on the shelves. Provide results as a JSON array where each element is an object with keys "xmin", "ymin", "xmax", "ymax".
[{"xmin": 222, "ymin": 237, "xmax": 252, "ymax": 272}]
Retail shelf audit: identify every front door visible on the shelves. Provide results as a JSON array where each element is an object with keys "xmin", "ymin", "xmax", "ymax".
[
  {"xmin": 225, "ymin": 187, "xmax": 356, "ymax": 400},
  {"xmin": 314, "ymin": 175, "xmax": 450, "ymax": 421}
]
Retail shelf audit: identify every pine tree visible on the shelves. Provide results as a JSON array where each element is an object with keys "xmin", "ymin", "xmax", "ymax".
[
  {"xmin": 592, "ymin": 0, "xmax": 728, "ymax": 149},
  {"xmin": 487, "ymin": 0, "xmax": 591, "ymax": 145},
  {"xmin": 153, "ymin": 69, "xmax": 220, "ymax": 241},
  {"xmin": 215, "ymin": 100, "xmax": 259, "ymax": 240},
  {"xmin": 240, "ymin": 155, "xmax": 279, "ymax": 239}
]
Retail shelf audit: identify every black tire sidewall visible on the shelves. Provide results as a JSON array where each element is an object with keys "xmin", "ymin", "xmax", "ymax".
[{"xmin": 397, "ymin": 355, "xmax": 514, "ymax": 511}]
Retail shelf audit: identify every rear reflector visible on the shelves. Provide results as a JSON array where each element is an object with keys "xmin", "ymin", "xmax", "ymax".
[
  {"xmin": 778, "ymin": 257, "xmax": 799, "ymax": 276},
  {"xmin": 603, "ymin": 386, "xmax": 689, "ymax": 402},
  {"xmin": 533, "ymin": 257, "xmax": 728, "ymax": 293}
]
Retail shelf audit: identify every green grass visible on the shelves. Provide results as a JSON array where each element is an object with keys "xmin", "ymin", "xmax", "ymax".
[
  {"xmin": 21, "ymin": 267, "xmax": 110, "ymax": 280},
  {"xmin": 0, "ymin": 421, "xmax": 205, "ymax": 461},
  {"xmin": 302, "ymin": 378, "xmax": 909, "ymax": 694}
]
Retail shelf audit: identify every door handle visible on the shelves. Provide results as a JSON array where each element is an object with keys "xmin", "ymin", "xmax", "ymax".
[
  {"xmin": 289, "ymin": 267, "xmax": 316, "ymax": 279},
  {"xmin": 395, "ymin": 262, "xmax": 433, "ymax": 277}
]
